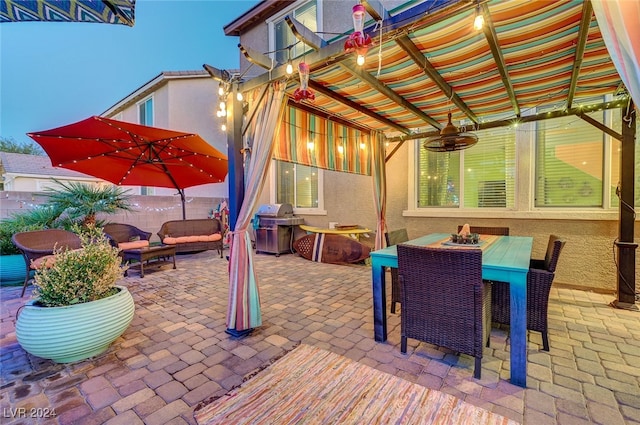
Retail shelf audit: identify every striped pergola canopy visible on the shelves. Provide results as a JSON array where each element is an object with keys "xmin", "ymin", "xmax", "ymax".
[{"xmin": 233, "ymin": 0, "xmax": 633, "ymax": 142}]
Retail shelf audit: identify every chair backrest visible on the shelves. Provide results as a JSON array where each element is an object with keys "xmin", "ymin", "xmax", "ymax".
[
  {"xmin": 12, "ymin": 229, "xmax": 82, "ymax": 256},
  {"xmin": 397, "ymin": 245, "xmax": 483, "ymax": 319},
  {"xmin": 544, "ymin": 235, "xmax": 566, "ymax": 272},
  {"xmin": 103, "ymin": 223, "xmax": 151, "ymax": 244},
  {"xmin": 397, "ymin": 245, "xmax": 484, "ymax": 356},
  {"xmin": 457, "ymin": 225, "xmax": 509, "ymax": 236},
  {"xmin": 385, "ymin": 228, "xmax": 409, "ymax": 247}
]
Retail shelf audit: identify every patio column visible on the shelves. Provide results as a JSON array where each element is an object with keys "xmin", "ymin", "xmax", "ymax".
[
  {"xmin": 613, "ymin": 101, "xmax": 637, "ymax": 310},
  {"xmin": 226, "ymin": 82, "xmax": 245, "ymax": 230}
]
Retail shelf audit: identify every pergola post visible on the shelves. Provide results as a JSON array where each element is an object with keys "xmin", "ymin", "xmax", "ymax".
[
  {"xmin": 612, "ymin": 101, "xmax": 637, "ymax": 311},
  {"xmin": 226, "ymin": 82, "xmax": 245, "ymax": 231}
]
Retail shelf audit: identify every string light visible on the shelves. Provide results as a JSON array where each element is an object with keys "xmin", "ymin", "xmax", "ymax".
[{"xmin": 473, "ymin": 3, "xmax": 484, "ymax": 30}]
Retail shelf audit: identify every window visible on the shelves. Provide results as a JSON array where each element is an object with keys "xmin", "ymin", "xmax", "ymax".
[
  {"xmin": 416, "ymin": 126, "xmax": 516, "ymax": 208},
  {"xmin": 138, "ymin": 97, "xmax": 153, "ymax": 126},
  {"xmin": 272, "ymin": 1, "xmax": 318, "ymax": 64},
  {"xmin": 137, "ymin": 97, "xmax": 153, "ymax": 195},
  {"xmin": 274, "ymin": 161, "xmax": 320, "ymax": 209},
  {"xmin": 535, "ymin": 111, "xmax": 606, "ymax": 207}
]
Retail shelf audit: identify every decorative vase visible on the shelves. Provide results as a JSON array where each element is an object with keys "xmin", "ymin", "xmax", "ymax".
[
  {"xmin": 16, "ymin": 285, "xmax": 135, "ymax": 363},
  {"xmin": 0, "ymin": 254, "xmax": 30, "ymax": 286}
]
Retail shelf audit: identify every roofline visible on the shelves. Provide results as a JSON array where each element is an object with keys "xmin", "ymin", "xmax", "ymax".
[
  {"xmin": 223, "ymin": 0, "xmax": 296, "ymax": 36},
  {"xmin": 101, "ymin": 71, "xmax": 211, "ymax": 117}
]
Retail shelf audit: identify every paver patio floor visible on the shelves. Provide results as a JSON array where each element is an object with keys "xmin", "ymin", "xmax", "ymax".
[{"xmin": 1, "ymin": 250, "xmax": 639, "ymax": 424}]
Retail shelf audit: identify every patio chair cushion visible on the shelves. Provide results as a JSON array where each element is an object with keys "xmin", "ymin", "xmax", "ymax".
[{"xmin": 118, "ymin": 240, "xmax": 150, "ymax": 250}]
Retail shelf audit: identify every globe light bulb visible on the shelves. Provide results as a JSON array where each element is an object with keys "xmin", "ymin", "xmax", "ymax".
[
  {"xmin": 237, "ymin": 92, "xmax": 243, "ymax": 101},
  {"xmin": 221, "ymin": 124, "xmax": 227, "ymax": 132},
  {"xmin": 474, "ymin": 10, "xmax": 484, "ymax": 30},
  {"xmin": 286, "ymin": 62, "xmax": 293, "ymax": 75},
  {"xmin": 357, "ymin": 54, "xmax": 365, "ymax": 66}
]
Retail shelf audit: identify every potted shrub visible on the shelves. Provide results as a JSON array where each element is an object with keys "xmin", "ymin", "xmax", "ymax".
[{"xmin": 15, "ymin": 224, "xmax": 134, "ymax": 363}]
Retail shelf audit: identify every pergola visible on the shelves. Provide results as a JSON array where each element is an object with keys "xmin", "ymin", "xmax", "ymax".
[{"xmin": 205, "ymin": 0, "xmax": 639, "ymax": 334}]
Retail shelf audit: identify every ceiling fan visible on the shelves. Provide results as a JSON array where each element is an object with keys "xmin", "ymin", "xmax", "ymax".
[{"xmin": 423, "ymin": 112, "xmax": 478, "ymax": 152}]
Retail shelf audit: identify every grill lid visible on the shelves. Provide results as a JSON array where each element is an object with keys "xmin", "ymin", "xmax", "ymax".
[{"xmin": 256, "ymin": 203, "xmax": 294, "ymax": 217}]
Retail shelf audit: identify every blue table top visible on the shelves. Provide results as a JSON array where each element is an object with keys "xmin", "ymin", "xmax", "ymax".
[{"xmin": 370, "ymin": 233, "xmax": 533, "ymax": 275}]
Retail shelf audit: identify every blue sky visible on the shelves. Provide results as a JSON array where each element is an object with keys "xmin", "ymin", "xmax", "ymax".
[{"xmin": 0, "ymin": 0, "xmax": 260, "ymax": 146}]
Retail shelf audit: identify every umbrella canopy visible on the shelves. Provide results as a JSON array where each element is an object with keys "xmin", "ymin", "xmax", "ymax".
[
  {"xmin": 28, "ymin": 116, "xmax": 228, "ymax": 219},
  {"xmin": 0, "ymin": 0, "xmax": 135, "ymax": 26}
]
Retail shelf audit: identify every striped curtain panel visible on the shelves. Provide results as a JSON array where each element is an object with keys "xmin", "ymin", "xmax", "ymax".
[
  {"xmin": 275, "ymin": 106, "xmax": 372, "ymax": 176},
  {"xmin": 370, "ymin": 131, "xmax": 387, "ymax": 251},
  {"xmin": 227, "ymin": 82, "xmax": 287, "ymax": 333}
]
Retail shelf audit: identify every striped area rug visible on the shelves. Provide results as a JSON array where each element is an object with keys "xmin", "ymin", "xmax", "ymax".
[{"xmin": 194, "ymin": 344, "xmax": 520, "ymax": 425}]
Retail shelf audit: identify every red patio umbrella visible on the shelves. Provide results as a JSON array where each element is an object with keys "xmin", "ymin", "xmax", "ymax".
[{"xmin": 28, "ymin": 116, "xmax": 228, "ymax": 219}]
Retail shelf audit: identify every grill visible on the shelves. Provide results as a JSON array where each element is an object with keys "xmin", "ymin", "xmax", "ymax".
[{"xmin": 255, "ymin": 203, "xmax": 304, "ymax": 256}]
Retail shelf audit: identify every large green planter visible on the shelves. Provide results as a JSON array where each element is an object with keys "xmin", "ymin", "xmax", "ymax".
[
  {"xmin": 0, "ymin": 254, "xmax": 30, "ymax": 286},
  {"xmin": 16, "ymin": 285, "xmax": 135, "ymax": 363}
]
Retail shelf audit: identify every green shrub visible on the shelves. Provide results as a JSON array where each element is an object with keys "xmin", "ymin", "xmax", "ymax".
[{"xmin": 33, "ymin": 224, "xmax": 125, "ymax": 307}]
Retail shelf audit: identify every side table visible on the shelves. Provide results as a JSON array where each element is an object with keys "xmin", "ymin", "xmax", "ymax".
[{"xmin": 120, "ymin": 245, "xmax": 177, "ymax": 278}]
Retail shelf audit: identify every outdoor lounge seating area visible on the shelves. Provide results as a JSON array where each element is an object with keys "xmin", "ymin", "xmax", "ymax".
[{"xmin": 1, "ymin": 251, "xmax": 638, "ymax": 424}]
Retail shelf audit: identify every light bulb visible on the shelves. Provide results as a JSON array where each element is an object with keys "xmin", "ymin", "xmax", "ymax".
[
  {"xmin": 307, "ymin": 142, "xmax": 314, "ymax": 150},
  {"xmin": 360, "ymin": 142, "xmax": 366, "ymax": 150},
  {"xmin": 286, "ymin": 62, "xmax": 293, "ymax": 75},
  {"xmin": 220, "ymin": 109, "xmax": 226, "ymax": 117},
  {"xmin": 216, "ymin": 110, "xmax": 222, "ymax": 118},
  {"xmin": 338, "ymin": 145, "xmax": 344, "ymax": 154},
  {"xmin": 219, "ymin": 101, "xmax": 226, "ymax": 111},
  {"xmin": 356, "ymin": 54, "xmax": 365, "ymax": 66},
  {"xmin": 474, "ymin": 11, "xmax": 484, "ymax": 30},
  {"xmin": 237, "ymin": 92, "xmax": 243, "ymax": 101},
  {"xmin": 218, "ymin": 86, "xmax": 224, "ymax": 96},
  {"xmin": 221, "ymin": 124, "xmax": 227, "ymax": 132}
]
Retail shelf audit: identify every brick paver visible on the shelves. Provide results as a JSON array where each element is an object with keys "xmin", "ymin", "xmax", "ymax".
[{"xmin": 2, "ymin": 251, "xmax": 639, "ymax": 424}]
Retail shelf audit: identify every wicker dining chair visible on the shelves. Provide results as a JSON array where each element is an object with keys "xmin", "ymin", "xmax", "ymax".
[
  {"xmin": 12, "ymin": 229, "xmax": 83, "ymax": 297},
  {"xmin": 491, "ymin": 235, "xmax": 566, "ymax": 351},
  {"xmin": 457, "ymin": 225, "xmax": 509, "ymax": 236},
  {"xmin": 397, "ymin": 245, "xmax": 491, "ymax": 379},
  {"xmin": 384, "ymin": 228, "xmax": 409, "ymax": 314}
]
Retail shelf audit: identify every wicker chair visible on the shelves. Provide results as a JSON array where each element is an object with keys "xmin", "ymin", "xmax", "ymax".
[
  {"xmin": 457, "ymin": 225, "xmax": 509, "ymax": 236},
  {"xmin": 12, "ymin": 229, "xmax": 82, "ymax": 297},
  {"xmin": 384, "ymin": 228, "xmax": 409, "ymax": 314},
  {"xmin": 491, "ymin": 235, "xmax": 566, "ymax": 351},
  {"xmin": 397, "ymin": 245, "xmax": 491, "ymax": 379},
  {"xmin": 103, "ymin": 223, "xmax": 152, "ymax": 250}
]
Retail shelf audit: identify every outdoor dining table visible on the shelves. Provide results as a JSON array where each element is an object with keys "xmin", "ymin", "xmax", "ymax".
[{"xmin": 370, "ymin": 233, "xmax": 533, "ymax": 387}]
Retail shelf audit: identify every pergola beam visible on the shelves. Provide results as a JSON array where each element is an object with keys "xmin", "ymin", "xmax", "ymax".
[
  {"xmin": 285, "ymin": 15, "xmax": 327, "ymax": 50},
  {"xmin": 566, "ymin": 0, "xmax": 593, "ymax": 109},
  {"xmin": 394, "ymin": 35, "xmax": 479, "ymax": 124},
  {"xmin": 339, "ymin": 62, "xmax": 442, "ymax": 129},
  {"xmin": 308, "ymin": 80, "xmax": 410, "ymax": 134},
  {"xmin": 239, "ymin": 44, "xmax": 274, "ymax": 70},
  {"xmin": 385, "ymin": 98, "xmax": 629, "ymax": 142},
  {"xmin": 481, "ymin": 3, "xmax": 520, "ymax": 117}
]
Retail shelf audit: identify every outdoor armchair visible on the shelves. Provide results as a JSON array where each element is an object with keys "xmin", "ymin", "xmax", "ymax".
[
  {"xmin": 12, "ymin": 229, "xmax": 82, "ymax": 297},
  {"xmin": 397, "ymin": 245, "xmax": 491, "ymax": 379},
  {"xmin": 103, "ymin": 223, "xmax": 152, "ymax": 250},
  {"xmin": 491, "ymin": 235, "xmax": 566, "ymax": 351}
]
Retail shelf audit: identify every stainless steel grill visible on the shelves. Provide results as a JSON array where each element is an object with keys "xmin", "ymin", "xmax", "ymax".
[{"xmin": 255, "ymin": 203, "xmax": 304, "ymax": 256}]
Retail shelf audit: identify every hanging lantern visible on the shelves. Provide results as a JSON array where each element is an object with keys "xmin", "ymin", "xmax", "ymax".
[
  {"xmin": 344, "ymin": 4, "xmax": 372, "ymax": 65},
  {"xmin": 293, "ymin": 62, "xmax": 315, "ymax": 102}
]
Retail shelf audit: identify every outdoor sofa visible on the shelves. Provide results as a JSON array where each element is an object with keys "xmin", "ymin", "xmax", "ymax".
[{"xmin": 157, "ymin": 219, "xmax": 223, "ymax": 257}]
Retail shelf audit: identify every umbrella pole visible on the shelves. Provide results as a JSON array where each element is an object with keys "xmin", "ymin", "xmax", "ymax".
[{"xmin": 179, "ymin": 189, "xmax": 186, "ymax": 220}]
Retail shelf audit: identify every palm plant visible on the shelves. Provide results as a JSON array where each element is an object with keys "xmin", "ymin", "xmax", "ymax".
[{"xmin": 43, "ymin": 179, "xmax": 134, "ymax": 226}]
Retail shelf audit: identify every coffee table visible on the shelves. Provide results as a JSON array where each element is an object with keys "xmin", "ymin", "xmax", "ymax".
[{"xmin": 120, "ymin": 245, "xmax": 176, "ymax": 278}]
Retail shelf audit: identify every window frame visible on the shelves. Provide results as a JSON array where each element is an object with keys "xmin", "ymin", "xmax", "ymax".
[
  {"xmin": 269, "ymin": 159, "xmax": 326, "ymax": 215},
  {"xmin": 406, "ymin": 105, "xmax": 625, "ymax": 221},
  {"xmin": 137, "ymin": 96, "xmax": 154, "ymax": 126},
  {"xmin": 267, "ymin": 0, "xmax": 323, "ymax": 65}
]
